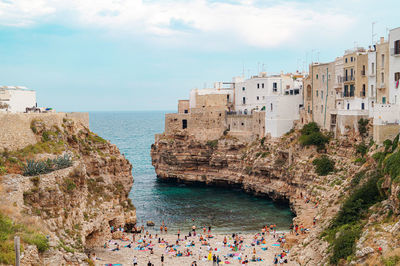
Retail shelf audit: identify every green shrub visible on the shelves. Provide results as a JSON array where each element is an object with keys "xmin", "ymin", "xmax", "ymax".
[
  {"xmin": 0, "ymin": 211, "xmax": 49, "ymax": 264},
  {"xmin": 351, "ymin": 170, "xmax": 366, "ymax": 187},
  {"xmin": 382, "ymin": 255, "xmax": 400, "ymax": 266},
  {"xmin": 64, "ymin": 178, "xmax": 76, "ymax": 192},
  {"xmin": 299, "ymin": 123, "xmax": 329, "ymax": 150},
  {"xmin": 330, "ymin": 224, "xmax": 362, "ymax": 264},
  {"xmin": 384, "ymin": 139, "xmax": 393, "ymax": 153},
  {"xmin": 354, "ymin": 157, "xmax": 366, "ymax": 165},
  {"xmin": 206, "ymin": 140, "xmax": 218, "ymax": 148},
  {"xmin": 358, "ymin": 118, "xmax": 369, "ymax": 136},
  {"xmin": 356, "ymin": 142, "xmax": 368, "ymax": 158},
  {"xmin": 260, "ymin": 137, "xmax": 265, "ymax": 147},
  {"xmin": 384, "ymin": 150, "xmax": 400, "ymax": 180},
  {"xmin": 392, "ymin": 133, "xmax": 400, "ymax": 152},
  {"xmin": 22, "ymin": 232, "xmax": 50, "ymax": 252},
  {"xmin": 312, "ymin": 155, "xmax": 335, "ymax": 176},
  {"xmin": 331, "ymin": 172, "xmax": 383, "ymax": 228},
  {"xmin": 301, "ymin": 122, "xmax": 320, "ymax": 135}
]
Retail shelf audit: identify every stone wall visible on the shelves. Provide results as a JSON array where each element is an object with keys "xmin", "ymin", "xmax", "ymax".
[
  {"xmin": 226, "ymin": 111, "xmax": 265, "ymax": 139},
  {"xmin": 0, "ymin": 112, "xmax": 89, "ymax": 151},
  {"xmin": 373, "ymin": 124, "xmax": 400, "ymax": 144},
  {"xmin": 178, "ymin": 100, "xmax": 190, "ymax": 114}
]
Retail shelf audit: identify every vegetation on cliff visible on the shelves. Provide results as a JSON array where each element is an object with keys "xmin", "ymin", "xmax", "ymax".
[
  {"xmin": 0, "ymin": 211, "xmax": 49, "ymax": 264},
  {"xmin": 299, "ymin": 122, "xmax": 330, "ymax": 150},
  {"xmin": 322, "ymin": 132, "xmax": 400, "ymax": 264}
]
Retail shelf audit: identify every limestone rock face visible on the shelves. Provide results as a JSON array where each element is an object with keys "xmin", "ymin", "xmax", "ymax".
[
  {"xmin": 0, "ymin": 119, "xmax": 135, "ymax": 265},
  {"xmin": 150, "ymin": 132, "xmax": 364, "ymax": 265}
]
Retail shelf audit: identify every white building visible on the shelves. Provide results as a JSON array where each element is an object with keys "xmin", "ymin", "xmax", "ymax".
[
  {"xmin": 265, "ymin": 93, "xmax": 303, "ymax": 137},
  {"xmin": 389, "ymin": 27, "xmax": 400, "ymax": 105},
  {"xmin": 234, "ymin": 72, "xmax": 298, "ymax": 114},
  {"xmin": 0, "ymin": 86, "xmax": 37, "ymax": 113}
]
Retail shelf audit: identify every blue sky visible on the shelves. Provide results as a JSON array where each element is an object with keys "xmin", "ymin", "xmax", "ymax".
[{"xmin": 0, "ymin": 0, "xmax": 399, "ymax": 111}]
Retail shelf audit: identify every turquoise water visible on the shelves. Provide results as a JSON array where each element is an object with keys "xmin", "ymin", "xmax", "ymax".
[{"xmin": 90, "ymin": 111, "xmax": 294, "ymax": 233}]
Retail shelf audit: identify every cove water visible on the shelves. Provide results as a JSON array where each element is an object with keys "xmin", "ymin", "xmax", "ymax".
[{"xmin": 90, "ymin": 111, "xmax": 294, "ymax": 233}]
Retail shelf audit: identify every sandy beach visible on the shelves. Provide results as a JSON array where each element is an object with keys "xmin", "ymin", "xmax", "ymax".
[{"xmin": 92, "ymin": 228, "xmax": 298, "ymax": 266}]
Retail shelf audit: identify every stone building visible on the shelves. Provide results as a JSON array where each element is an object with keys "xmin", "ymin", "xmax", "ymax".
[
  {"xmin": 302, "ymin": 62, "xmax": 336, "ymax": 131},
  {"xmin": 164, "ymin": 87, "xmax": 265, "ymax": 141}
]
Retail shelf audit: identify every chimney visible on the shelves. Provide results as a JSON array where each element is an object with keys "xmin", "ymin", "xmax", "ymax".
[{"xmin": 380, "ymin": 37, "xmax": 385, "ymax": 44}]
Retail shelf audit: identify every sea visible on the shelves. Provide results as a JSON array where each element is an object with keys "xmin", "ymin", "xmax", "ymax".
[{"xmin": 90, "ymin": 111, "xmax": 294, "ymax": 233}]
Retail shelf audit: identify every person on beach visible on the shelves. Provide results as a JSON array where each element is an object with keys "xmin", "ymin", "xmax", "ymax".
[
  {"xmin": 177, "ymin": 229, "xmax": 180, "ymax": 239},
  {"xmin": 133, "ymin": 256, "xmax": 138, "ymax": 266},
  {"xmin": 161, "ymin": 254, "xmax": 164, "ymax": 265},
  {"xmin": 212, "ymin": 254, "xmax": 217, "ymax": 265}
]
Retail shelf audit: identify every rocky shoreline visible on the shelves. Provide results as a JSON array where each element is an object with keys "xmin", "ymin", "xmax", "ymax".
[
  {"xmin": 151, "ymin": 130, "xmax": 400, "ymax": 265},
  {"xmin": 0, "ymin": 115, "xmax": 136, "ymax": 265}
]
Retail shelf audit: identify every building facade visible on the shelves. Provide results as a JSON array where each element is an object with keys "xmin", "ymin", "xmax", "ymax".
[{"xmin": 0, "ymin": 86, "xmax": 37, "ymax": 113}]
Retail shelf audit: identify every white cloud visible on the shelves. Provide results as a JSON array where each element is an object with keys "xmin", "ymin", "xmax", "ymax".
[{"xmin": 0, "ymin": 0, "xmax": 354, "ymax": 48}]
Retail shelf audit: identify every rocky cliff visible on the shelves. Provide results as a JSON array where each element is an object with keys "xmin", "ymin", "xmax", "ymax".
[
  {"xmin": 151, "ymin": 129, "xmax": 400, "ymax": 265},
  {"xmin": 0, "ymin": 116, "xmax": 135, "ymax": 265}
]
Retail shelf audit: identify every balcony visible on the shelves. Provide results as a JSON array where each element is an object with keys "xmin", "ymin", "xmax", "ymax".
[{"xmin": 343, "ymin": 76, "xmax": 355, "ymax": 82}]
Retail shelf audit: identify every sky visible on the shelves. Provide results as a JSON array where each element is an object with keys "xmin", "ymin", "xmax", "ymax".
[{"xmin": 0, "ymin": 0, "xmax": 399, "ymax": 111}]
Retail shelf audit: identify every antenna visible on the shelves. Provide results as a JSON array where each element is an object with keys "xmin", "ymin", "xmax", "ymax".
[
  {"xmin": 257, "ymin": 62, "xmax": 260, "ymax": 74},
  {"xmin": 242, "ymin": 62, "xmax": 245, "ymax": 78},
  {"xmin": 371, "ymin": 21, "xmax": 377, "ymax": 46}
]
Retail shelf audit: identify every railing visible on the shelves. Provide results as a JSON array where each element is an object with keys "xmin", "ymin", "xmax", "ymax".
[{"xmin": 343, "ymin": 76, "xmax": 355, "ymax": 82}]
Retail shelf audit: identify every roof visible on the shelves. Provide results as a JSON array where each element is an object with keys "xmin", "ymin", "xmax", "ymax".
[{"xmin": 0, "ymin": 86, "xmax": 35, "ymax": 91}]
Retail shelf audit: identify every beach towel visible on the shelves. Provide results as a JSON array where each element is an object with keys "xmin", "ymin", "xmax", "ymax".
[{"xmin": 272, "ymin": 243, "xmax": 280, "ymax": 247}]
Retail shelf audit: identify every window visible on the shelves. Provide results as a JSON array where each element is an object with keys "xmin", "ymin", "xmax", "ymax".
[
  {"xmin": 371, "ymin": 85, "xmax": 374, "ymax": 96},
  {"xmin": 382, "ymin": 97, "xmax": 386, "ymax": 104},
  {"xmin": 316, "ymin": 90, "xmax": 318, "ymax": 97},
  {"xmin": 227, "ymin": 95, "xmax": 230, "ymax": 101},
  {"xmin": 345, "ymin": 58, "xmax": 348, "ymax": 63},
  {"xmin": 395, "ymin": 72, "xmax": 400, "ymax": 81},
  {"xmin": 395, "ymin": 40, "xmax": 400, "ymax": 55},
  {"xmin": 273, "ymin": 82, "xmax": 277, "ymax": 92},
  {"xmin": 362, "ymin": 84, "xmax": 366, "ymax": 97},
  {"xmin": 242, "ymin": 87, "xmax": 245, "ymax": 91},
  {"xmin": 382, "ymin": 72, "xmax": 385, "ymax": 83},
  {"xmin": 184, "ymin": 109, "xmax": 188, "ymax": 114},
  {"xmin": 322, "ymin": 75, "xmax": 325, "ymax": 82},
  {"xmin": 270, "ymin": 103, "xmax": 273, "ymax": 111},
  {"xmin": 316, "ymin": 74, "xmax": 319, "ymax": 79},
  {"xmin": 361, "ymin": 103, "xmax": 365, "ymax": 110},
  {"xmin": 350, "ymin": 57, "xmax": 353, "ymax": 62},
  {"xmin": 321, "ymin": 105, "xmax": 323, "ymax": 113},
  {"xmin": 242, "ymin": 97, "xmax": 246, "ymax": 104},
  {"xmin": 257, "ymin": 83, "xmax": 260, "ymax": 89},
  {"xmin": 382, "ymin": 54, "xmax": 385, "ymax": 66},
  {"xmin": 256, "ymin": 96, "xmax": 259, "ymax": 100},
  {"xmin": 262, "ymin": 83, "xmax": 264, "ymax": 88},
  {"xmin": 306, "ymin": 85, "xmax": 312, "ymax": 100},
  {"xmin": 344, "ymin": 85, "xmax": 349, "ymax": 97},
  {"xmin": 321, "ymin": 91, "xmax": 323, "ymax": 99},
  {"xmin": 362, "ymin": 65, "xmax": 366, "ymax": 75},
  {"xmin": 371, "ymin": 62, "xmax": 375, "ymax": 74},
  {"xmin": 182, "ymin": 119, "xmax": 187, "ymax": 129},
  {"xmin": 347, "ymin": 103, "xmax": 350, "ymax": 110}
]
